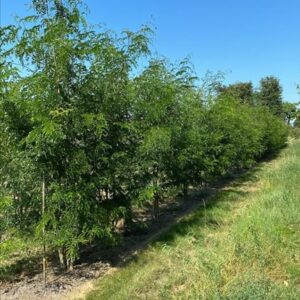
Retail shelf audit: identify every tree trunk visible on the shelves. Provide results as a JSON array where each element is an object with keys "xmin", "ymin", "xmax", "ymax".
[
  {"xmin": 182, "ymin": 183, "xmax": 188, "ymax": 199},
  {"xmin": 66, "ymin": 257, "xmax": 74, "ymax": 271},
  {"xmin": 153, "ymin": 193, "xmax": 159, "ymax": 220},
  {"xmin": 58, "ymin": 248, "xmax": 66, "ymax": 269},
  {"xmin": 152, "ymin": 166, "xmax": 160, "ymax": 220},
  {"xmin": 42, "ymin": 176, "xmax": 47, "ymax": 286}
]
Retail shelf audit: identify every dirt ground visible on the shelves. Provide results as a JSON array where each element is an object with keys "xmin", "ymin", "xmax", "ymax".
[{"xmin": 0, "ymin": 171, "xmax": 246, "ymax": 300}]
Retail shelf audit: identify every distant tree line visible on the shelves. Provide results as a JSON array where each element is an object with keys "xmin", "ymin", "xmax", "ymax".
[
  {"xmin": 218, "ymin": 77, "xmax": 299, "ymax": 121},
  {"xmin": 0, "ymin": 0, "xmax": 291, "ymax": 270}
]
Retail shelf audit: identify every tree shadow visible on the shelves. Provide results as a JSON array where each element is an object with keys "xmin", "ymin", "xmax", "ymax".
[{"xmin": 0, "ymin": 255, "xmax": 41, "ymax": 282}]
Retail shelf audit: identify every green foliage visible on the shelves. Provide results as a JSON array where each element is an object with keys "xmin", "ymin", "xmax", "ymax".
[
  {"xmin": 0, "ymin": 0, "xmax": 289, "ymax": 270},
  {"xmin": 218, "ymin": 81, "xmax": 254, "ymax": 105},
  {"xmin": 282, "ymin": 101, "xmax": 299, "ymax": 126},
  {"xmin": 258, "ymin": 76, "xmax": 284, "ymax": 117}
]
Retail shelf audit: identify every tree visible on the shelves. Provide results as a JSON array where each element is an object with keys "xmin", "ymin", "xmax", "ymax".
[
  {"xmin": 131, "ymin": 59, "xmax": 184, "ymax": 218},
  {"xmin": 258, "ymin": 76, "xmax": 283, "ymax": 117},
  {"xmin": 1, "ymin": 0, "xmax": 152, "ymax": 270},
  {"xmin": 218, "ymin": 81, "xmax": 254, "ymax": 105},
  {"xmin": 282, "ymin": 101, "xmax": 299, "ymax": 125}
]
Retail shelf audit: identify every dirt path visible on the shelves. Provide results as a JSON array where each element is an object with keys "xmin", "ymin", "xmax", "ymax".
[{"xmin": 0, "ymin": 168, "xmax": 257, "ymax": 300}]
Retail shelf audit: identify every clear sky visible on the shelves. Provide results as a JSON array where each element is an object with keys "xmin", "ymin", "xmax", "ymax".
[{"xmin": 1, "ymin": 0, "xmax": 300, "ymax": 103}]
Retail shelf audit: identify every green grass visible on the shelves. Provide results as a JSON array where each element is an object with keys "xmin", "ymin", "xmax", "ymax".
[{"xmin": 86, "ymin": 141, "xmax": 300, "ymax": 300}]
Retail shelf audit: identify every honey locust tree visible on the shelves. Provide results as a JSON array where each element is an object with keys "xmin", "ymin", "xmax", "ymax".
[{"xmin": 0, "ymin": 0, "xmax": 152, "ymax": 269}]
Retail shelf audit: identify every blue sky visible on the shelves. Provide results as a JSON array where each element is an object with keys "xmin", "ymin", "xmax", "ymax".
[{"xmin": 1, "ymin": 0, "xmax": 300, "ymax": 103}]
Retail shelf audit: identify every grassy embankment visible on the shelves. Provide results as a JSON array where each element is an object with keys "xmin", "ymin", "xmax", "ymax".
[{"xmin": 86, "ymin": 140, "xmax": 300, "ymax": 299}]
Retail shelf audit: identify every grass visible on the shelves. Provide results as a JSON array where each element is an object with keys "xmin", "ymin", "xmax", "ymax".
[{"xmin": 85, "ymin": 140, "xmax": 300, "ymax": 300}]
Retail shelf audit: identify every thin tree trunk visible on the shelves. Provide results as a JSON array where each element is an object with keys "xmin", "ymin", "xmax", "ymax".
[
  {"xmin": 42, "ymin": 175, "xmax": 47, "ymax": 286},
  {"xmin": 58, "ymin": 248, "xmax": 66, "ymax": 269},
  {"xmin": 153, "ymin": 166, "xmax": 160, "ymax": 220},
  {"xmin": 67, "ymin": 257, "xmax": 74, "ymax": 271},
  {"xmin": 182, "ymin": 183, "xmax": 188, "ymax": 199},
  {"xmin": 153, "ymin": 193, "xmax": 159, "ymax": 220}
]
